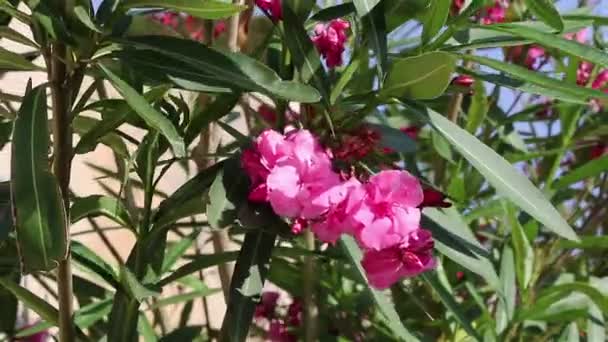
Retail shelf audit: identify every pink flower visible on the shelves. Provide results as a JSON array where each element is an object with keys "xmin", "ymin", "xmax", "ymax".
[
  {"xmin": 15, "ymin": 325, "xmax": 49, "ymax": 342},
  {"xmin": 287, "ymin": 299, "xmax": 303, "ymax": 326},
  {"xmin": 258, "ymin": 104, "xmax": 278, "ymax": 125},
  {"xmin": 311, "ymin": 19, "xmax": 350, "ymax": 68},
  {"xmin": 565, "ymin": 28, "xmax": 589, "ymax": 44},
  {"xmin": 481, "ymin": 1, "xmax": 506, "ymax": 25},
  {"xmin": 256, "ymin": 0, "xmax": 282, "ymax": 22},
  {"xmin": 351, "ymin": 170, "xmax": 424, "ymax": 250},
  {"xmin": 451, "ymin": 75, "xmax": 474, "ymax": 88},
  {"xmin": 451, "ymin": 0, "xmax": 465, "ymax": 16},
  {"xmin": 214, "ymin": 21, "xmax": 227, "ymax": 38},
  {"xmin": 334, "ymin": 126, "xmax": 380, "ymax": 160},
  {"xmin": 577, "ymin": 61, "xmax": 593, "ymax": 86},
  {"xmin": 155, "ymin": 11, "xmax": 179, "ymax": 28},
  {"xmin": 255, "ymin": 291, "xmax": 280, "ymax": 319},
  {"xmin": 419, "ymin": 188, "xmax": 451, "ymax": 208},
  {"xmin": 506, "ymin": 45, "xmax": 547, "ymax": 70},
  {"xmin": 361, "ymin": 229, "xmax": 436, "ymax": 289},
  {"xmin": 291, "ymin": 218, "xmax": 307, "ymax": 234},
  {"xmin": 400, "ymin": 126, "xmax": 420, "ymax": 140},
  {"xmin": 590, "ymin": 143, "xmax": 607, "ymax": 160},
  {"xmin": 312, "ymin": 178, "xmax": 363, "ymax": 243},
  {"xmin": 592, "ymin": 70, "xmax": 608, "ymax": 90},
  {"xmin": 269, "ymin": 320, "xmax": 296, "ymax": 342}
]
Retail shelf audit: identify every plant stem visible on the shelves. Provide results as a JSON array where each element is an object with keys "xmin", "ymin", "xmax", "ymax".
[
  {"xmin": 303, "ymin": 229, "xmax": 318, "ymax": 342},
  {"xmin": 49, "ymin": 38, "xmax": 75, "ymax": 342}
]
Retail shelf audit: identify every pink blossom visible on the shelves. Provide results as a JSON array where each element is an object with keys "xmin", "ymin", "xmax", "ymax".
[
  {"xmin": 311, "ymin": 19, "xmax": 350, "ymax": 68},
  {"xmin": 565, "ymin": 28, "xmax": 589, "ymax": 44},
  {"xmin": 351, "ymin": 170, "xmax": 424, "ymax": 250},
  {"xmin": 291, "ymin": 217, "xmax": 307, "ymax": 234},
  {"xmin": 287, "ymin": 299, "xmax": 303, "ymax": 326},
  {"xmin": 577, "ymin": 61, "xmax": 593, "ymax": 86},
  {"xmin": 155, "ymin": 11, "xmax": 179, "ymax": 28},
  {"xmin": 258, "ymin": 104, "xmax": 278, "ymax": 125},
  {"xmin": 312, "ymin": 178, "xmax": 363, "ymax": 243},
  {"xmin": 255, "ymin": 291, "xmax": 280, "ymax": 319},
  {"xmin": 592, "ymin": 70, "xmax": 608, "ymax": 90},
  {"xmin": 400, "ymin": 126, "xmax": 420, "ymax": 140},
  {"xmin": 256, "ymin": 0, "xmax": 282, "ymax": 22},
  {"xmin": 334, "ymin": 126, "xmax": 380, "ymax": 160},
  {"xmin": 451, "ymin": 0, "xmax": 465, "ymax": 16},
  {"xmin": 419, "ymin": 188, "xmax": 451, "ymax": 208},
  {"xmin": 361, "ymin": 229, "xmax": 436, "ymax": 289},
  {"xmin": 506, "ymin": 45, "xmax": 547, "ymax": 70},
  {"xmin": 214, "ymin": 21, "xmax": 227, "ymax": 38},
  {"xmin": 451, "ymin": 75, "xmax": 474, "ymax": 88},
  {"xmin": 590, "ymin": 143, "xmax": 607, "ymax": 160},
  {"xmin": 268, "ymin": 320, "xmax": 296, "ymax": 342},
  {"xmin": 481, "ymin": 1, "xmax": 506, "ymax": 25}
]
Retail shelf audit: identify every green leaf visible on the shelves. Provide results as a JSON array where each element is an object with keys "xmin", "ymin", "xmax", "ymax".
[
  {"xmin": 220, "ymin": 230, "xmax": 277, "ymax": 341},
  {"xmin": 382, "ymin": 52, "xmax": 456, "ymax": 99},
  {"xmin": 72, "ymin": 240, "xmax": 120, "ymax": 288},
  {"xmin": 553, "ymin": 155, "xmax": 608, "ymax": 190},
  {"xmin": 0, "ymin": 273, "xmax": 18, "ymax": 334},
  {"xmin": 0, "ymin": 276, "xmax": 59, "ymax": 325},
  {"xmin": 352, "ymin": 0, "xmax": 380, "ymax": 17},
  {"xmin": 147, "ymin": 288, "xmax": 219, "ymax": 310},
  {"xmin": 71, "ymin": 195, "xmax": 135, "ymax": 229},
  {"xmin": 0, "ymin": 47, "xmax": 42, "ymax": 71},
  {"xmin": 311, "ymin": 2, "xmax": 355, "ymax": 21},
  {"xmin": 122, "ymin": 0, "xmax": 246, "ymax": 20},
  {"xmin": 0, "ymin": 27, "xmax": 38, "ymax": 48},
  {"xmin": 525, "ymin": 0, "xmax": 564, "ymax": 32},
  {"xmin": 459, "ymin": 55, "xmax": 608, "ymax": 104},
  {"xmin": 11, "ymin": 85, "xmax": 68, "ymax": 272},
  {"xmin": 363, "ymin": 2, "xmax": 388, "ymax": 81},
  {"xmin": 119, "ymin": 266, "xmax": 161, "ymax": 302},
  {"xmin": 465, "ymin": 79, "xmax": 488, "ymax": 133},
  {"xmin": 119, "ymin": 36, "xmax": 321, "ymax": 103},
  {"xmin": 404, "ymin": 103, "xmax": 579, "ymax": 241},
  {"xmin": 340, "ymin": 236, "xmax": 419, "ymax": 342},
  {"xmin": 587, "ymin": 304, "xmax": 605, "ymax": 342},
  {"xmin": 367, "ymin": 123, "xmax": 416, "ymax": 154},
  {"xmin": 0, "ymin": 181, "xmax": 12, "ymax": 241},
  {"xmin": 479, "ymin": 23, "xmax": 608, "ymax": 68},
  {"xmin": 423, "ymin": 208, "xmax": 500, "ymax": 291},
  {"xmin": 558, "ymin": 236, "xmax": 608, "ymax": 250},
  {"xmin": 74, "ymin": 5, "xmax": 102, "ymax": 33},
  {"xmin": 422, "ymin": 272, "xmax": 481, "ymax": 341},
  {"xmin": 331, "ymin": 56, "xmax": 361, "ymax": 104},
  {"xmin": 158, "ymin": 251, "xmax": 240, "ymax": 287},
  {"xmin": 422, "ymin": 0, "xmax": 450, "ymax": 44},
  {"xmin": 282, "ymin": 5, "xmax": 331, "ymax": 103},
  {"xmin": 161, "ymin": 229, "xmax": 201, "ymax": 274},
  {"xmin": 504, "ymin": 203, "xmax": 533, "ymax": 290},
  {"xmin": 99, "ymin": 64, "xmax": 185, "ymax": 157},
  {"xmin": 207, "ymin": 158, "xmax": 249, "ymax": 230},
  {"xmin": 496, "ymin": 245, "xmax": 516, "ymax": 334},
  {"xmin": 72, "ymin": 116, "xmax": 129, "ymax": 158}
]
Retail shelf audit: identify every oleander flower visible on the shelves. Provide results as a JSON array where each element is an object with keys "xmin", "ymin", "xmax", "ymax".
[{"xmin": 311, "ymin": 19, "xmax": 350, "ymax": 68}]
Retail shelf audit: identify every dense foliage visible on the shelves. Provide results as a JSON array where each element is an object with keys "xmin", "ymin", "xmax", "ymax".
[{"xmin": 0, "ymin": 0, "xmax": 607, "ymax": 341}]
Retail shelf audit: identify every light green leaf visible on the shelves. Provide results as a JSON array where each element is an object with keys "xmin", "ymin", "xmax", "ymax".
[
  {"xmin": 553, "ymin": 155, "xmax": 608, "ymax": 190},
  {"xmin": 404, "ymin": 103, "xmax": 579, "ymax": 241},
  {"xmin": 466, "ymin": 79, "xmax": 488, "ymax": 133},
  {"xmin": 122, "ymin": 0, "xmax": 246, "ymax": 20},
  {"xmin": 147, "ymin": 287, "xmax": 220, "ymax": 310},
  {"xmin": 340, "ymin": 235, "xmax": 419, "ymax": 342},
  {"xmin": 352, "ymin": 0, "xmax": 380, "ymax": 17},
  {"xmin": 11, "ymin": 85, "xmax": 68, "ymax": 272},
  {"xmin": 382, "ymin": 52, "xmax": 456, "ymax": 99},
  {"xmin": 99, "ymin": 64, "xmax": 186, "ymax": 157},
  {"xmin": 72, "ymin": 240, "xmax": 119, "ymax": 288},
  {"xmin": 422, "ymin": 0, "xmax": 450, "ymax": 44},
  {"xmin": 0, "ymin": 277, "xmax": 59, "ymax": 325},
  {"xmin": 504, "ymin": 203, "xmax": 533, "ymax": 290},
  {"xmin": 119, "ymin": 266, "xmax": 161, "ymax": 302},
  {"xmin": 71, "ymin": 195, "xmax": 135, "ymax": 229},
  {"xmin": 525, "ymin": 0, "xmax": 564, "ymax": 32},
  {"xmin": 0, "ymin": 27, "xmax": 38, "ymax": 48}
]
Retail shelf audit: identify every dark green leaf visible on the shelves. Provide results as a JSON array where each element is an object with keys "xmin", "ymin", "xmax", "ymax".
[
  {"xmin": 220, "ymin": 231, "xmax": 277, "ymax": 341},
  {"xmin": 0, "ymin": 181, "xmax": 12, "ymax": 241},
  {"xmin": 554, "ymin": 155, "xmax": 608, "ymax": 190},
  {"xmin": 99, "ymin": 64, "xmax": 186, "ymax": 157},
  {"xmin": 404, "ymin": 103, "xmax": 579, "ymax": 241},
  {"xmin": 0, "ymin": 47, "xmax": 42, "ymax": 71},
  {"xmin": 11, "ymin": 85, "xmax": 68, "ymax": 272},
  {"xmin": 0, "ymin": 27, "xmax": 38, "ymax": 48},
  {"xmin": 119, "ymin": 266, "xmax": 161, "ymax": 302},
  {"xmin": 122, "ymin": 0, "xmax": 246, "ymax": 19},
  {"xmin": 158, "ymin": 251, "xmax": 240, "ymax": 287},
  {"xmin": 72, "ymin": 240, "xmax": 120, "ymax": 288},
  {"xmin": 504, "ymin": 203, "xmax": 533, "ymax": 290},
  {"xmin": 352, "ymin": 0, "xmax": 380, "ymax": 17},
  {"xmin": 363, "ymin": 2, "xmax": 387, "ymax": 81},
  {"xmin": 525, "ymin": 0, "xmax": 564, "ymax": 32},
  {"xmin": 367, "ymin": 123, "xmax": 416, "ymax": 154},
  {"xmin": 0, "ymin": 276, "xmax": 59, "ymax": 325},
  {"xmin": 207, "ymin": 158, "xmax": 249, "ymax": 230},
  {"xmin": 74, "ymin": 5, "xmax": 102, "ymax": 33},
  {"xmin": 382, "ymin": 52, "xmax": 456, "ymax": 99},
  {"xmin": 340, "ymin": 236, "xmax": 419, "ymax": 342},
  {"xmin": 119, "ymin": 36, "xmax": 321, "ymax": 103},
  {"xmin": 161, "ymin": 229, "xmax": 201, "ymax": 274},
  {"xmin": 72, "ymin": 116, "xmax": 129, "ymax": 158},
  {"xmin": 148, "ymin": 288, "xmax": 219, "ymax": 310}
]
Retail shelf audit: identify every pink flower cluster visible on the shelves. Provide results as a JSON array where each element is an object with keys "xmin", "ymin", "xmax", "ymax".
[
  {"xmin": 480, "ymin": 0, "xmax": 507, "ymax": 25},
  {"xmin": 312, "ymin": 19, "xmax": 350, "ymax": 68},
  {"xmin": 254, "ymin": 291, "xmax": 302, "ymax": 342},
  {"xmin": 242, "ymin": 129, "xmax": 437, "ymax": 289},
  {"xmin": 256, "ymin": 0, "xmax": 282, "ymax": 22}
]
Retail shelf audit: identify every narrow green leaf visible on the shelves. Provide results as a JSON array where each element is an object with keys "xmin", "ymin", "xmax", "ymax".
[
  {"xmin": 158, "ymin": 251, "xmax": 240, "ymax": 287},
  {"xmin": 161, "ymin": 229, "xmax": 201, "ymax": 274},
  {"xmin": 0, "ymin": 273, "xmax": 18, "ymax": 334},
  {"xmin": 72, "ymin": 116, "xmax": 129, "ymax": 158},
  {"xmin": 0, "ymin": 181, "xmax": 12, "ymax": 241},
  {"xmin": 363, "ymin": 2, "xmax": 387, "ymax": 81},
  {"xmin": 352, "ymin": 0, "xmax": 380, "ymax": 17},
  {"xmin": 207, "ymin": 158, "xmax": 249, "ymax": 230},
  {"xmin": 72, "ymin": 240, "xmax": 120, "ymax": 288},
  {"xmin": 71, "ymin": 195, "xmax": 135, "ymax": 229},
  {"xmin": 0, "ymin": 47, "xmax": 42, "ymax": 71},
  {"xmin": 331, "ymin": 56, "xmax": 360, "ymax": 104},
  {"xmin": 220, "ymin": 231, "xmax": 277, "ymax": 341},
  {"xmin": 558, "ymin": 236, "xmax": 608, "ymax": 250},
  {"xmin": 340, "ymin": 236, "xmax": 419, "ymax": 342},
  {"xmin": 119, "ymin": 36, "xmax": 321, "ymax": 103},
  {"xmin": 587, "ymin": 304, "xmax": 605, "ymax": 342},
  {"xmin": 504, "ymin": 203, "xmax": 533, "ymax": 290},
  {"xmin": 422, "ymin": 0, "xmax": 450, "ymax": 44},
  {"xmin": 147, "ymin": 288, "xmax": 220, "ymax": 310},
  {"xmin": 11, "ymin": 85, "xmax": 68, "ymax": 272},
  {"xmin": 0, "ymin": 277, "xmax": 59, "ymax": 325},
  {"xmin": 459, "ymin": 55, "xmax": 608, "ymax": 104},
  {"xmin": 525, "ymin": 0, "xmax": 564, "ymax": 32},
  {"xmin": 0, "ymin": 27, "xmax": 38, "ymax": 48},
  {"xmin": 479, "ymin": 23, "xmax": 608, "ymax": 68},
  {"xmin": 74, "ymin": 5, "xmax": 102, "ymax": 33},
  {"xmin": 119, "ymin": 266, "xmax": 161, "ymax": 302},
  {"xmin": 382, "ymin": 52, "xmax": 456, "ymax": 99},
  {"xmin": 138, "ymin": 314, "xmax": 159, "ymax": 342},
  {"xmin": 99, "ymin": 63, "xmax": 186, "ymax": 157},
  {"xmin": 554, "ymin": 155, "xmax": 608, "ymax": 190},
  {"xmin": 422, "ymin": 272, "xmax": 481, "ymax": 341},
  {"xmin": 465, "ymin": 79, "xmax": 488, "ymax": 133},
  {"xmin": 122, "ymin": 0, "xmax": 246, "ymax": 20},
  {"xmin": 404, "ymin": 103, "xmax": 579, "ymax": 241},
  {"xmin": 311, "ymin": 2, "xmax": 355, "ymax": 21}
]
